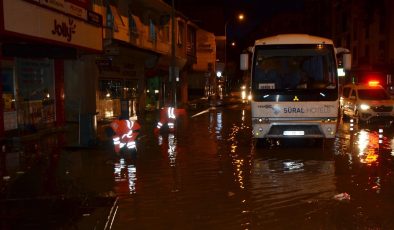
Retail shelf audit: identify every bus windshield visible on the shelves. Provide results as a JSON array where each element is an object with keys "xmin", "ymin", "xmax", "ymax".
[{"xmin": 252, "ymin": 44, "xmax": 338, "ymax": 100}]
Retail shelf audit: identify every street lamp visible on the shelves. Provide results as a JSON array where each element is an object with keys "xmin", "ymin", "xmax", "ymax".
[{"xmin": 224, "ymin": 13, "xmax": 244, "ymax": 95}]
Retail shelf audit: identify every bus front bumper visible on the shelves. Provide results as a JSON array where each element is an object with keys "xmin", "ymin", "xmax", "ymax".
[{"xmin": 252, "ymin": 120, "xmax": 337, "ymax": 139}]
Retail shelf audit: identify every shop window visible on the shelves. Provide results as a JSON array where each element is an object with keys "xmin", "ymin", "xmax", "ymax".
[
  {"xmin": 99, "ymin": 79, "xmax": 138, "ymax": 100},
  {"xmin": 124, "ymin": 80, "xmax": 138, "ymax": 99},
  {"xmin": 146, "ymin": 77, "xmax": 161, "ymax": 110},
  {"xmin": 98, "ymin": 79, "xmax": 139, "ymax": 120},
  {"xmin": 1, "ymin": 68, "xmax": 15, "ymax": 112},
  {"xmin": 16, "ymin": 58, "xmax": 55, "ymax": 130},
  {"xmin": 1, "ymin": 67, "xmax": 17, "ymax": 131},
  {"xmin": 99, "ymin": 79, "xmax": 123, "ymax": 99}
]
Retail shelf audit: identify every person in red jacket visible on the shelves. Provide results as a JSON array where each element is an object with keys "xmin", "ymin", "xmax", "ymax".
[
  {"xmin": 154, "ymin": 106, "xmax": 186, "ymax": 134},
  {"xmin": 110, "ymin": 117, "xmax": 141, "ymax": 153}
]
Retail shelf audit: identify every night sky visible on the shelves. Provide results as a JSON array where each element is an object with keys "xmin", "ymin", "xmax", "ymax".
[
  {"xmin": 164, "ymin": 0, "xmax": 310, "ymax": 63},
  {"xmin": 165, "ymin": 0, "xmax": 305, "ymax": 37}
]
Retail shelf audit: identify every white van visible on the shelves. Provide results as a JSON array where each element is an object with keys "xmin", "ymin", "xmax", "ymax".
[{"xmin": 340, "ymin": 81, "xmax": 394, "ymax": 123}]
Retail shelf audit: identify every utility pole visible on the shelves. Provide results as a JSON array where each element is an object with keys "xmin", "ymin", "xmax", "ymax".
[
  {"xmin": 171, "ymin": 0, "xmax": 177, "ymax": 108},
  {"xmin": 224, "ymin": 13, "xmax": 244, "ymax": 96}
]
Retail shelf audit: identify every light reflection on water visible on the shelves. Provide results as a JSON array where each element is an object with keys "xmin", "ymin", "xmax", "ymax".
[
  {"xmin": 158, "ymin": 132, "xmax": 179, "ymax": 192},
  {"xmin": 334, "ymin": 121, "xmax": 394, "ymax": 215},
  {"xmin": 112, "ymin": 108, "xmax": 394, "ymax": 229},
  {"xmin": 338, "ymin": 123, "xmax": 393, "ymax": 167},
  {"xmin": 227, "ymin": 109, "xmax": 252, "ymax": 191},
  {"xmin": 356, "ymin": 129, "xmax": 379, "ymax": 165},
  {"xmin": 114, "ymin": 158, "xmax": 137, "ymax": 195}
]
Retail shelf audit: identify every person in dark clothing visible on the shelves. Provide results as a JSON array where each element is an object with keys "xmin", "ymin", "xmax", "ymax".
[
  {"xmin": 281, "ymin": 57, "xmax": 308, "ymax": 89},
  {"xmin": 254, "ymin": 58, "xmax": 281, "ymax": 89}
]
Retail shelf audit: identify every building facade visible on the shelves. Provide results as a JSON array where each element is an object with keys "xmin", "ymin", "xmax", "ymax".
[
  {"xmin": 93, "ymin": 0, "xmax": 205, "ymax": 118},
  {"xmin": 0, "ymin": 0, "xmax": 102, "ymax": 142},
  {"xmin": 332, "ymin": 0, "xmax": 394, "ymax": 86},
  {"xmin": 0, "ymin": 0, "xmax": 216, "ymax": 141}
]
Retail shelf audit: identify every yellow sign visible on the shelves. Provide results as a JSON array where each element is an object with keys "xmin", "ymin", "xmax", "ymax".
[{"xmin": 293, "ymin": 96, "xmax": 299, "ymax": 101}]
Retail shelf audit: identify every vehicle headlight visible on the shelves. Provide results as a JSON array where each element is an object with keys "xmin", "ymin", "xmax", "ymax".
[
  {"xmin": 360, "ymin": 104, "xmax": 370, "ymax": 110},
  {"xmin": 241, "ymin": 90, "xmax": 246, "ymax": 99}
]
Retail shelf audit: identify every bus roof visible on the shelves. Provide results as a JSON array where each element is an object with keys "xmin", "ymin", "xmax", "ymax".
[{"xmin": 254, "ymin": 34, "xmax": 334, "ymax": 46}]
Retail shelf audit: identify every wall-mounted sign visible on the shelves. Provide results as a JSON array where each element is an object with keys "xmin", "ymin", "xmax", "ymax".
[
  {"xmin": 87, "ymin": 10, "xmax": 102, "ymax": 26},
  {"xmin": 65, "ymin": 2, "xmax": 88, "ymax": 20},
  {"xmin": 3, "ymin": 0, "xmax": 102, "ymax": 51},
  {"xmin": 51, "ymin": 18, "xmax": 76, "ymax": 42}
]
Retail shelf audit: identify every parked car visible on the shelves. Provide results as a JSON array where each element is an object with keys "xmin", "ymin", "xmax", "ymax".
[{"xmin": 340, "ymin": 81, "xmax": 394, "ymax": 123}]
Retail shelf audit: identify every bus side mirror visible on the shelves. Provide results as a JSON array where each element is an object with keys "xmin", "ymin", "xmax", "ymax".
[
  {"xmin": 343, "ymin": 53, "xmax": 352, "ymax": 71},
  {"xmin": 240, "ymin": 53, "xmax": 249, "ymax": 70}
]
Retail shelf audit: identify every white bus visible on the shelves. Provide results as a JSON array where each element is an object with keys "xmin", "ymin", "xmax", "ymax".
[{"xmin": 248, "ymin": 34, "xmax": 351, "ymax": 141}]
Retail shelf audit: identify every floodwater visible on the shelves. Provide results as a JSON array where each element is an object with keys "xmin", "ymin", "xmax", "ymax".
[
  {"xmin": 2, "ymin": 104, "xmax": 394, "ymax": 229},
  {"xmin": 112, "ymin": 105, "xmax": 394, "ymax": 229}
]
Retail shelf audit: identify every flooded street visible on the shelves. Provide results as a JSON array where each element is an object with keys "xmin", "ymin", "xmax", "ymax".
[
  {"xmin": 113, "ymin": 104, "xmax": 394, "ymax": 229},
  {"xmin": 2, "ymin": 102, "xmax": 394, "ymax": 229}
]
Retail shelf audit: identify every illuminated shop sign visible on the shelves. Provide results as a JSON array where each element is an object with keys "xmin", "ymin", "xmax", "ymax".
[
  {"xmin": 3, "ymin": 0, "xmax": 102, "ymax": 51},
  {"xmin": 51, "ymin": 19, "xmax": 76, "ymax": 42}
]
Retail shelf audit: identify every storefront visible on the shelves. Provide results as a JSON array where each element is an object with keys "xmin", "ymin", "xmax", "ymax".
[
  {"xmin": 95, "ymin": 48, "xmax": 146, "ymax": 121},
  {"xmin": 0, "ymin": 0, "xmax": 102, "ymax": 138},
  {"xmin": 1, "ymin": 57, "xmax": 58, "ymax": 136},
  {"xmin": 145, "ymin": 76, "xmax": 162, "ymax": 111},
  {"xmin": 97, "ymin": 78, "xmax": 139, "ymax": 120}
]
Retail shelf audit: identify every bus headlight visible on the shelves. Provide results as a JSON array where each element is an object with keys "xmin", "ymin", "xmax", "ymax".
[
  {"xmin": 360, "ymin": 104, "xmax": 370, "ymax": 111},
  {"xmin": 253, "ymin": 118, "xmax": 269, "ymax": 124}
]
